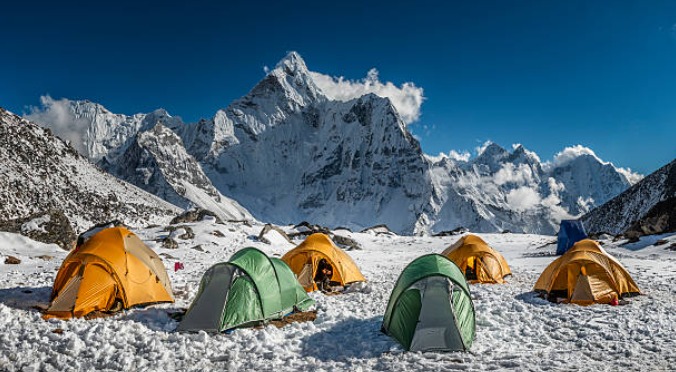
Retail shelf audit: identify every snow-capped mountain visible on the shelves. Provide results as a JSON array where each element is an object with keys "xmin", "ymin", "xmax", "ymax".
[
  {"xmin": 582, "ymin": 158, "xmax": 676, "ymax": 235},
  {"xmin": 185, "ymin": 53, "xmax": 433, "ymax": 233},
  {"xmin": 0, "ymin": 108, "xmax": 181, "ymax": 231},
  {"xmin": 111, "ymin": 123, "xmax": 252, "ymax": 222},
  {"xmin": 25, "ymin": 97, "xmax": 252, "ymax": 223},
  {"xmin": 424, "ymin": 143, "xmax": 637, "ymax": 235},
  {"xmin": 25, "ymin": 52, "xmax": 640, "ymax": 235}
]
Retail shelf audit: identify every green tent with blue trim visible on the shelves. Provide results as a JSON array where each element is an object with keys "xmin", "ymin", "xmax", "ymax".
[
  {"xmin": 177, "ymin": 247, "xmax": 314, "ymax": 332},
  {"xmin": 382, "ymin": 254, "xmax": 475, "ymax": 352}
]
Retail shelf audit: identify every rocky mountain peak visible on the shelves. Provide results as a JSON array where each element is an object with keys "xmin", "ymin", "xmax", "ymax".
[
  {"xmin": 243, "ymin": 51, "xmax": 325, "ymax": 110},
  {"xmin": 275, "ymin": 51, "xmax": 311, "ymax": 77}
]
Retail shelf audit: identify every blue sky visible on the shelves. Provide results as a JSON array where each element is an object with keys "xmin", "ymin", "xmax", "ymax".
[{"xmin": 1, "ymin": 1, "xmax": 675, "ymax": 174}]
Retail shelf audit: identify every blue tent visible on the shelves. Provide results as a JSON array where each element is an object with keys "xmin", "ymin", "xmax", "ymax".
[{"xmin": 556, "ymin": 220, "xmax": 587, "ymax": 255}]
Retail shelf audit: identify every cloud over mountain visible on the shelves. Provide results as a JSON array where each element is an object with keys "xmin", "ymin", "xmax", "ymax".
[{"xmin": 310, "ymin": 68, "xmax": 424, "ymax": 124}]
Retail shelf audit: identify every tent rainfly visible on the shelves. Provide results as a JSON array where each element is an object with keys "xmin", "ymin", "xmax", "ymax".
[
  {"xmin": 535, "ymin": 239, "xmax": 640, "ymax": 305},
  {"xmin": 382, "ymin": 254, "xmax": 475, "ymax": 352},
  {"xmin": 556, "ymin": 220, "xmax": 587, "ymax": 255},
  {"xmin": 441, "ymin": 234, "xmax": 511, "ymax": 284},
  {"xmin": 44, "ymin": 227, "xmax": 174, "ymax": 319},
  {"xmin": 178, "ymin": 247, "xmax": 314, "ymax": 332},
  {"xmin": 282, "ymin": 233, "xmax": 366, "ymax": 292}
]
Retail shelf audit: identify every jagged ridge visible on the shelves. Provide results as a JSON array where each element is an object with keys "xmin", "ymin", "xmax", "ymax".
[
  {"xmin": 24, "ymin": 52, "xmax": 640, "ymax": 235},
  {"xmin": 0, "ymin": 108, "xmax": 181, "ymax": 231}
]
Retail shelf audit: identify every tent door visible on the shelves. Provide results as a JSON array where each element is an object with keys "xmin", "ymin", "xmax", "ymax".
[
  {"xmin": 465, "ymin": 257, "xmax": 477, "ymax": 281},
  {"xmin": 409, "ymin": 276, "xmax": 465, "ymax": 352},
  {"xmin": 177, "ymin": 264, "xmax": 238, "ymax": 332},
  {"xmin": 47, "ymin": 272, "xmax": 84, "ymax": 313},
  {"xmin": 297, "ymin": 263, "xmax": 314, "ymax": 289},
  {"xmin": 570, "ymin": 273, "xmax": 594, "ymax": 304}
]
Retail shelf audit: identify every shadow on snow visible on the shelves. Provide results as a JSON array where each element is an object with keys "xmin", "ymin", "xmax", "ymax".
[
  {"xmin": 300, "ymin": 316, "xmax": 396, "ymax": 362},
  {"xmin": 514, "ymin": 291, "xmax": 553, "ymax": 307},
  {"xmin": 0, "ymin": 286, "xmax": 51, "ymax": 312}
]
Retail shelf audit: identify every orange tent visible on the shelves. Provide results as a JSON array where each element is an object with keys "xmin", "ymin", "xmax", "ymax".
[
  {"xmin": 534, "ymin": 239, "xmax": 640, "ymax": 305},
  {"xmin": 441, "ymin": 234, "xmax": 511, "ymax": 284},
  {"xmin": 282, "ymin": 233, "xmax": 366, "ymax": 292},
  {"xmin": 44, "ymin": 227, "xmax": 174, "ymax": 319}
]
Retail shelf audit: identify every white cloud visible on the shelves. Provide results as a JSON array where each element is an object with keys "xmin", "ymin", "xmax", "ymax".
[
  {"xmin": 25, "ymin": 95, "xmax": 87, "ymax": 154},
  {"xmin": 493, "ymin": 163, "xmax": 535, "ymax": 186},
  {"xmin": 545, "ymin": 145, "xmax": 643, "ymax": 183},
  {"xmin": 475, "ymin": 140, "xmax": 493, "ymax": 156},
  {"xmin": 505, "ymin": 187, "xmax": 542, "ymax": 212},
  {"xmin": 576, "ymin": 196, "xmax": 596, "ymax": 214},
  {"xmin": 550, "ymin": 145, "xmax": 603, "ymax": 168},
  {"xmin": 425, "ymin": 150, "xmax": 471, "ymax": 164},
  {"xmin": 309, "ymin": 68, "xmax": 424, "ymax": 125},
  {"xmin": 448, "ymin": 150, "xmax": 471, "ymax": 162},
  {"xmin": 616, "ymin": 167, "xmax": 643, "ymax": 184},
  {"xmin": 541, "ymin": 177, "xmax": 575, "ymax": 220},
  {"xmin": 546, "ymin": 177, "xmax": 565, "ymax": 194}
]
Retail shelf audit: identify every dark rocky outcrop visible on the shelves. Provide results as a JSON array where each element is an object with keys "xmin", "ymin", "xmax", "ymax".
[
  {"xmin": 583, "ymin": 159, "xmax": 676, "ymax": 236},
  {"xmin": 170, "ymin": 208, "xmax": 223, "ymax": 225},
  {"xmin": 0, "ymin": 210, "xmax": 76, "ymax": 250},
  {"xmin": 258, "ymin": 224, "xmax": 292, "ymax": 245}
]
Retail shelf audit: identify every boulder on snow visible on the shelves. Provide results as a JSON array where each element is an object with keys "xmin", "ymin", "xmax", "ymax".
[
  {"xmin": 258, "ymin": 224, "xmax": 292, "ymax": 245},
  {"xmin": 4, "ymin": 256, "xmax": 21, "ymax": 264},
  {"xmin": 288, "ymin": 221, "xmax": 331, "ymax": 238},
  {"xmin": 161, "ymin": 237, "xmax": 179, "ymax": 249},
  {"xmin": 588, "ymin": 232, "xmax": 614, "ymax": 241},
  {"xmin": 0, "ymin": 210, "xmax": 76, "ymax": 250},
  {"xmin": 170, "ymin": 208, "xmax": 223, "ymax": 225},
  {"xmin": 360, "ymin": 224, "xmax": 396, "ymax": 236},
  {"xmin": 211, "ymin": 230, "xmax": 225, "ymax": 237},
  {"xmin": 332, "ymin": 234, "xmax": 363, "ymax": 251},
  {"xmin": 165, "ymin": 225, "xmax": 195, "ymax": 240},
  {"xmin": 624, "ymin": 231, "xmax": 640, "ymax": 244},
  {"xmin": 433, "ymin": 227, "xmax": 469, "ymax": 237}
]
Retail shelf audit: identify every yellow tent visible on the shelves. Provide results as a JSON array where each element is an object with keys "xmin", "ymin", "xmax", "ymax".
[
  {"xmin": 441, "ymin": 234, "xmax": 511, "ymax": 284},
  {"xmin": 44, "ymin": 227, "xmax": 174, "ymax": 319},
  {"xmin": 534, "ymin": 239, "xmax": 640, "ymax": 305},
  {"xmin": 282, "ymin": 233, "xmax": 366, "ymax": 292}
]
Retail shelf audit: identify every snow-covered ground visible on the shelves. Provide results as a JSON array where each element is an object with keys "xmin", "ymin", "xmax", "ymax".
[{"xmin": 0, "ymin": 223, "xmax": 674, "ymax": 371}]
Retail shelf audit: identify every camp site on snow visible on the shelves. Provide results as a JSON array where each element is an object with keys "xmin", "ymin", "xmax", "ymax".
[{"xmin": 0, "ymin": 213, "xmax": 673, "ymax": 371}]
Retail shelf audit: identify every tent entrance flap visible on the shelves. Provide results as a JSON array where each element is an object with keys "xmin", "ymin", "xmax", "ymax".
[
  {"xmin": 47, "ymin": 273, "xmax": 83, "ymax": 313},
  {"xmin": 177, "ymin": 264, "xmax": 238, "ymax": 332},
  {"xmin": 297, "ymin": 263, "xmax": 313, "ymax": 289},
  {"xmin": 570, "ymin": 273, "xmax": 594, "ymax": 303},
  {"xmin": 409, "ymin": 276, "xmax": 464, "ymax": 352}
]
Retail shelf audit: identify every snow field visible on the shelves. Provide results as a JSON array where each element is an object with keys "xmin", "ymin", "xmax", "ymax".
[{"xmin": 0, "ymin": 225, "xmax": 674, "ymax": 371}]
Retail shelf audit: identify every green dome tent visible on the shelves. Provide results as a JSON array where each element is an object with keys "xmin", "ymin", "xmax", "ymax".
[
  {"xmin": 178, "ymin": 247, "xmax": 314, "ymax": 332},
  {"xmin": 382, "ymin": 254, "xmax": 475, "ymax": 352}
]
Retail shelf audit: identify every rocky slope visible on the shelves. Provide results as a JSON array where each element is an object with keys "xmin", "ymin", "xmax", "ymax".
[
  {"xmin": 111, "ymin": 123, "xmax": 252, "ymax": 222},
  {"xmin": 0, "ymin": 108, "xmax": 181, "ymax": 232},
  {"xmin": 582, "ymin": 159, "xmax": 676, "ymax": 235},
  {"xmin": 26, "ymin": 98, "xmax": 252, "ymax": 223}
]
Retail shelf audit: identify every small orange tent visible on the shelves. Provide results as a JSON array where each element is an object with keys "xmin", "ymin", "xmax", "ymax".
[
  {"xmin": 282, "ymin": 233, "xmax": 366, "ymax": 292},
  {"xmin": 44, "ymin": 227, "xmax": 174, "ymax": 319},
  {"xmin": 441, "ymin": 234, "xmax": 511, "ymax": 284},
  {"xmin": 534, "ymin": 239, "xmax": 640, "ymax": 305}
]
